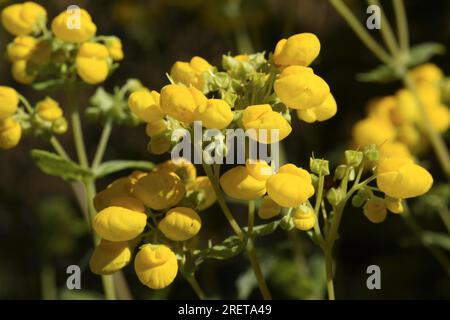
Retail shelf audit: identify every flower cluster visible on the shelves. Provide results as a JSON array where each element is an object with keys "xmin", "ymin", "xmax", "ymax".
[
  {"xmin": 352, "ymin": 63, "xmax": 450, "ymax": 158},
  {"xmin": 1, "ymin": 2, "xmax": 123, "ymax": 86},
  {"xmin": 90, "ymin": 160, "xmax": 216, "ymax": 289}
]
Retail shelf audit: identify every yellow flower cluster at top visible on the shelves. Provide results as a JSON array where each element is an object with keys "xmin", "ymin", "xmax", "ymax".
[
  {"xmin": 90, "ymin": 160, "xmax": 216, "ymax": 289},
  {"xmin": 1, "ymin": 2, "xmax": 124, "ymax": 85},
  {"xmin": 127, "ymin": 32, "xmax": 337, "ymax": 155}
]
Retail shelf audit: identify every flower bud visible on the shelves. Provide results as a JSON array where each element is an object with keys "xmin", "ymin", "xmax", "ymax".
[
  {"xmin": 344, "ymin": 150, "xmax": 363, "ymax": 167},
  {"xmin": 1, "ymin": 2, "xmax": 46, "ymax": 36},
  {"xmin": 292, "ymin": 206, "xmax": 316, "ymax": 231},
  {"xmin": 363, "ymin": 144, "xmax": 379, "ymax": 161},
  {"xmin": 309, "ymin": 158, "xmax": 330, "ymax": 175},
  {"xmin": 363, "ymin": 197, "xmax": 387, "ymax": 223},
  {"xmin": 93, "ymin": 206, "xmax": 147, "ymax": 242},
  {"xmin": 158, "ymin": 207, "xmax": 201, "ymax": 241},
  {"xmin": 36, "ymin": 97, "xmax": 63, "ymax": 121},
  {"xmin": 133, "ymin": 171, "xmax": 185, "ymax": 210},
  {"xmin": 105, "ymin": 36, "xmax": 124, "ymax": 61},
  {"xmin": 134, "ymin": 244, "xmax": 178, "ymax": 289},
  {"xmin": 326, "ymin": 187, "xmax": 345, "ymax": 206},
  {"xmin": 89, "ymin": 239, "xmax": 131, "ymax": 275},
  {"xmin": 52, "ymin": 117, "xmax": 68, "ymax": 135},
  {"xmin": 146, "ymin": 120, "xmax": 168, "ymax": 137},
  {"xmin": 258, "ymin": 196, "xmax": 281, "ymax": 220}
]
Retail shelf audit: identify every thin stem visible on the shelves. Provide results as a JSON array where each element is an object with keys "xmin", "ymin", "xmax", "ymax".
[
  {"xmin": 403, "ymin": 74, "xmax": 450, "ymax": 180},
  {"xmin": 92, "ymin": 118, "xmax": 113, "ymax": 169},
  {"xmin": 18, "ymin": 94, "xmax": 33, "ymax": 113},
  {"xmin": 330, "ymin": 0, "xmax": 393, "ymax": 65},
  {"xmin": 40, "ymin": 264, "xmax": 57, "ymax": 300},
  {"xmin": 368, "ymin": 0, "xmax": 399, "ymax": 55},
  {"xmin": 246, "ymin": 200, "xmax": 272, "ymax": 300},
  {"xmin": 202, "ymin": 163, "xmax": 244, "ymax": 239},
  {"xmin": 101, "ymin": 275, "xmax": 116, "ymax": 300},
  {"xmin": 392, "ymin": 0, "xmax": 409, "ymax": 53},
  {"xmin": 186, "ymin": 274, "xmax": 206, "ymax": 300},
  {"xmin": 50, "ymin": 136, "xmax": 71, "ymax": 160},
  {"xmin": 324, "ymin": 248, "xmax": 335, "ymax": 300}
]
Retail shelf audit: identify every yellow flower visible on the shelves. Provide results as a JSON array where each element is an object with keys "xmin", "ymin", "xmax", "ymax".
[
  {"xmin": 170, "ymin": 56, "xmax": 212, "ymax": 91},
  {"xmin": 155, "ymin": 159, "xmax": 197, "ymax": 185},
  {"xmin": 392, "ymin": 89, "xmax": 420, "ymax": 124},
  {"xmin": 89, "ymin": 239, "xmax": 131, "ymax": 275},
  {"xmin": 273, "ymin": 33, "xmax": 320, "ymax": 67},
  {"xmin": 133, "ymin": 171, "xmax": 185, "ymax": 210},
  {"xmin": 377, "ymin": 157, "xmax": 433, "ymax": 199},
  {"xmin": 106, "ymin": 36, "xmax": 124, "ymax": 61},
  {"xmin": 108, "ymin": 196, "xmax": 146, "ymax": 213},
  {"xmin": 76, "ymin": 42, "xmax": 109, "ymax": 84},
  {"xmin": 128, "ymin": 90, "xmax": 165, "ymax": 123},
  {"xmin": 363, "ymin": 197, "xmax": 387, "ymax": 223},
  {"xmin": 258, "ymin": 196, "xmax": 281, "ymax": 220},
  {"xmin": 194, "ymin": 99, "xmax": 233, "ymax": 129},
  {"xmin": 51, "ymin": 9, "xmax": 96, "ymax": 43},
  {"xmin": 385, "ymin": 196, "xmax": 404, "ymax": 214},
  {"xmin": 146, "ymin": 120, "xmax": 168, "ymax": 137},
  {"xmin": 409, "ymin": 63, "xmax": 443, "ymax": 85},
  {"xmin": 158, "ymin": 207, "xmax": 201, "ymax": 241},
  {"xmin": 426, "ymin": 104, "xmax": 450, "ymax": 133},
  {"xmin": 187, "ymin": 176, "xmax": 216, "ymax": 210},
  {"xmin": 0, "ymin": 117, "xmax": 22, "ymax": 149},
  {"xmin": 274, "ymin": 65, "xmax": 330, "ymax": 109},
  {"xmin": 241, "ymin": 104, "xmax": 292, "ymax": 143},
  {"xmin": 234, "ymin": 54, "xmax": 249, "ymax": 62},
  {"xmin": 12, "ymin": 60, "xmax": 34, "ymax": 84},
  {"xmin": 149, "ymin": 135, "xmax": 172, "ymax": 155},
  {"xmin": 352, "ymin": 117, "xmax": 396, "ymax": 147},
  {"xmin": 36, "ymin": 97, "xmax": 63, "ymax": 121},
  {"xmin": 367, "ymin": 96, "xmax": 396, "ymax": 120},
  {"xmin": 93, "ymin": 206, "xmax": 147, "ymax": 242},
  {"xmin": 7, "ymin": 36, "xmax": 36, "ymax": 62},
  {"xmin": 296, "ymin": 93, "xmax": 337, "ymax": 123},
  {"xmin": 266, "ymin": 164, "xmax": 314, "ymax": 208},
  {"xmin": 292, "ymin": 206, "xmax": 315, "ymax": 230},
  {"xmin": 1, "ymin": 2, "xmax": 46, "ymax": 36},
  {"xmin": 0, "ymin": 86, "xmax": 19, "ymax": 119},
  {"xmin": 134, "ymin": 244, "xmax": 178, "ymax": 290},
  {"xmin": 245, "ymin": 159, "xmax": 273, "ymax": 181},
  {"xmin": 93, "ymin": 177, "xmax": 135, "ymax": 212},
  {"xmin": 160, "ymin": 84, "xmax": 206, "ymax": 123},
  {"xmin": 379, "ymin": 142, "xmax": 412, "ymax": 160},
  {"xmin": 219, "ymin": 166, "xmax": 266, "ymax": 200}
]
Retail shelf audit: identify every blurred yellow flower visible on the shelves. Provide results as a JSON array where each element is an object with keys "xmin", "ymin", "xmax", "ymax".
[
  {"xmin": 51, "ymin": 9, "xmax": 96, "ymax": 43},
  {"xmin": 12, "ymin": 60, "xmax": 34, "ymax": 84},
  {"xmin": 363, "ymin": 197, "xmax": 387, "ymax": 223},
  {"xmin": 89, "ymin": 239, "xmax": 131, "ymax": 275},
  {"xmin": 128, "ymin": 90, "xmax": 165, "ymax": 123},
  {"xmin": 7, "ymin": 35, "xmax": 37, "ymax": 62},
  {"xmin": 0, "ymin": 117, "xmax": 22, "ymax": 149},
  {"xmin": 36, "ymin": 97, "xmax": 63, "ymax": 121},
  {"xmin": 258, "ymin": 196, "xmax": 281, "ymax": 220},
  {"xmin": 352, "ymin": 117, "xmax": 396, "ymax": 147},
  {"xmin": 1, "ymin": 2, "xmax": 46, "ymax": 36},
  {"xmin": 0, "ymin": 86, "xmax": 19, "ymax": 119},
  {"xmin": 219, "ymin": 166, "xmax": 266, "ymax": 200},
  {"xmin": 194, "ymin": 98, "xmax": 233, "ymax": 129}
]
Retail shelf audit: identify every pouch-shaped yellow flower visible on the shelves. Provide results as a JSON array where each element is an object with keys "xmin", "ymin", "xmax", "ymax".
[
  {"xmin": 155, "ymin": 159, "xmax": 197, "ymax": 185},
  {"xmin": 128, "ymin": 90, "xmax": 165, "ymax": 123},
  {"xmin": 170, "ymin": 56, "xmax": 212, "ymax": 91},
  {"xmin": 187, "ymin": 176, "xmax": 216, "ymax": 210},
  {"xmin": 296, "ymin": 93, "xmax": 337, "ymax": 123},
  {"xmin": 219, "ymin": 166, "xmax": 267, "ymax": 200},
  {"xmin": 376, "ymin": 157, "xmax": 433, "ymax": 199},
  {"xmin": 76, "ymin": 42, "xmax": 109, "ymax": 84},
  {"xmin": 273, "ymin": 33, "xmax": 320, "ymax": 67},
  {"xmin": 108, "ymin": 196, "xmax": 146, "ymax": 213},
  {"xmin": 194, "ymin": 98, "xmax": 233, "ymax": 129},
  {"xmin": 385, "ymin": 196, "xmax": 404, "ymax": 214},
  {"xmin": 12, "ymin": 60, "xmax": 34, "ymax": 84},
  {"xmin": 241, "ymin": 104, "xmax": 292, "ymax": 143},
  {"xmin": 292, "ymin": 206, "xmax": 315, "ymax": 230},
  {"xmin": 363, "ymin": 197, "xmax": 387, "ymax": 223},
  {"xmin": 146, "ymin": 120, "xmax": 168, "ymax": 137},
  {"xmin": 258, "ymin": 196, "xmax": 281, "ymax": 220},
  {"xmin": 93, "ymin": 177, "xmax": 135, "ymax": 212},
  {"xmin": 106, "ymin": 36, "xmax": 124, "ymax": 61},
  {"xmin": 426, "ymin": 103, "xmax": 450, "ymax": 133},
  {"xmin": 246, "ymin": 159, "xmax": 273, "ymax": 181},
  {"xmin": 0, "ymin": 86, "xmax": 19, "ymax": 119},
  {"xmin": 93, "ymin": 206, "xmax": 147, "ymax": 242},
  {"xmin": 352, "ymin": 117, "xmax": 396, "ymax": 147},
  {"xmin": 274, "ymin": 65, "xmax": 330, "ymax": 109},
  {"xmin": 1, "ymin": 2, "xmax": 46, "ymax": 36},
  {"xmin": 158, "ymin": 207, "xmax": 201, "ymax": 241},
  {"xmin": 409, "ymin": 63, "xmax": 443, "ymax": 85},
  {"xmin": 36, "ymin": 97, "xmax": 63, "ymax": 121},
  {"xmin": 0, "ymin": 117, "xmax": 22, "ymax": 149},
  {"xmin": 379, "ymin": 142, "xmax": 412, "ymax": 160},
  {"xmin": 51, "ymin": 8, "xmax": 96, "ymax": 43},
  {"xmin": 133, "ymin": 171, "xmax": 185, "ymax": 210},
  {"xmin": 134, "ymin": 244, "xmax": 178, "ymax": 290},
  {"xmin": 266, "ymin": 164, "xmax": 314, "ymax": 208},
  {"xmin": 7, "ymin": 36, "xmax": 36, "ymax": 62},
  {"xmin": 160, "ymin": 84, "xmax": 206, "ymax": 123},
  {"xmin": 89, "ymin": 239, "xmax": 131, "ymax": 275}
]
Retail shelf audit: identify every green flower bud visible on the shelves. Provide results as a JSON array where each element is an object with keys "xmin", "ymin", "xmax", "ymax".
[
  {"xmin": 310, "ymin": 158, "xmax": 330, "ymax": 175},
  {"xmin": 326, "ymin": 187, "xmax": 345, "ymax": 206},
  {"xmin": 344, "ymin": 150, "xmax": 363, "ymax": 167},
  {"xmin": 334, "ymin": 165, "xmax": 347, "ymax": 180},
  {"xmin": 364, "ymin": 144, "xmax": 379, "ymax": 161}
]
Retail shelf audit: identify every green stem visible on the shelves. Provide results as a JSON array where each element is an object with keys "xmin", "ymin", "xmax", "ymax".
[
  {"xmin": 368, "ymin": 0, "xmax": 399, "ymax": 55},
  {"xmin": 50, "ymin": 136, "xmax": 71, "ymax": 160},
  {"xmin": 202, "ymin": 163, "xmax": 244, "ymax": 240},
  {"xmin": 101, "ymin": 275, "xmax": 116, "ymax": 300},
  {"xmin": 186, "ymin": 274, "xmax": 206, "ymax": 300},
  {"xmin": 402, "ymin": 74, "xmax": 450, "ymax": 180},
  {"xmin": 330, "ymin": 0, "xmax": 393, "ymax": 65},
  {"xmin": 40, "ymin": 264, "xmax": 57, "ymax": 300},
  {"xmin": 246, "ymin": 200, "xmax": 272, "ymax": 300},
  {"xmin": 392, "ymin": 0, "xmax": 409, "ymax": 53},
  {"xmin": 324, "ymin": 248, "xmax": 335, "ymax": 300},
  {"xmin": 92, "ymin": 118, "xmax": 113, "ymax": 169}
]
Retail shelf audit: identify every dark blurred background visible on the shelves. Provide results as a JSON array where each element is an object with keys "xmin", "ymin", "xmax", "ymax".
[{"xmin": 0, "ymin": 0, "xmax": 449, "ymax": 299}]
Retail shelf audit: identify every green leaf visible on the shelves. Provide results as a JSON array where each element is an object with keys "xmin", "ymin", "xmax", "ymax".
[
  {"xmin": 32, "ymin": 78, "xmax": 66, "ymax": 91},
  {"xmin": 31, "ymin": 149, "xmax": 92, "ymax": 181},
  {"xmin": 94, "ymin": 160, "xmax": 154, "ymax": 178},
  {"xmin": 357, "ymin": 64, "xmax": 397, "ymax": 83},
  {"xmin": 407, "ymin": 42, "xmax": 446, "ymax": 67}
]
